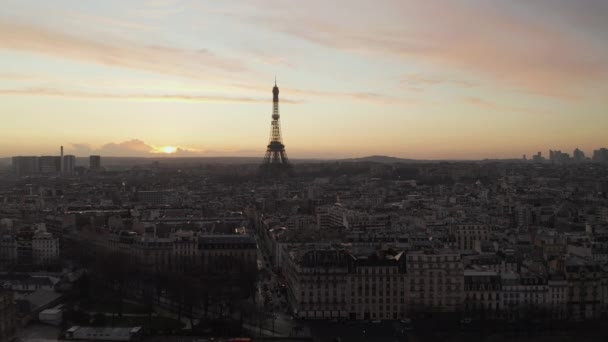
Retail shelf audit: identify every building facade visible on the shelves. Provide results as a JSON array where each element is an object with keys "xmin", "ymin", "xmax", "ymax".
[
  {"xmin": 63, "ymin": 155, "xmax": 76, "ymax": 175},
  {"xmin": 89, "ymin": 155, "xmax": 101, "ymax": 170},
  {"xmin": 38, "ymin": 156, "xmax": 61, "ymax": 174},
  {"xmin": 406, "ymin": 250, "xmax": 464, "ymax": 313},
  {"xmin": 565, "ymin": 257, "xmax": 603, "ymax": 320},
  {"xmin": 12, "ymin": 156, "xmax": 39, "ymax": 176},
  {"xmin": 452, "ymin": 223, "xmax": 490, "ymax": 252},
  {"xmin": 32, "ymin": 231, "xmax": 60, "ymax": 265},
  {"xmin": 464, "ymin": 270, "xmax": 502, "ymax": 318}
]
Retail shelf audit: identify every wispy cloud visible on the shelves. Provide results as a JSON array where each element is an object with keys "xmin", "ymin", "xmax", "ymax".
[
  {"xmin": 0, "ymin": 88, "xmax": 302, "ymax": 104},
  {"xmin": 150, "ymin": 146, "xmax": 201, "ymax": 155},
  {"xmin": 464, "ymin": 97, "xmax": 551, "ymax": 116},
  {"xmin": 70, "ymin": 143, "xmax": 93, "ymax": 155},
  {"xmin": 0, "ymin": 72, "xmax": 36, "ymax": 81},
  {"xmin": 129, "ymin": 0, "xmax": 188, "ymax": 20},
  {"xmin": 231, "ymin": 83, "xmax": 408, "ymax": 104},
  {"xmin": 401, "ymin": 74, "xmax": 478, "ymax": 92},
  {"xmin": 402, "ymin": 74, "xmax": 477, "ymax": 88},
  {"xmin": 70, "ymin": 139, "xmax": 262, "ymax": 157},
  {"xmin": 234, "ymin": 0, "xmax": 608, "ymax": 99},
  {"xmin": 0, "ymin": 20, "xmax": 246, "ymax": 80},
  {"xmin": 68, "ymin": 139, "xmax": 157, "ymax": 157},
  {"xmin": 59, "ymin": 9, "xmax": 159, "ymax": 35},
  {"xmin": 245, "ymin": 48, "xmax": 297, "ymax": 68},
  {"xmin": 100, "ymin": 139, "xmax": 154, "ymax": 156}
]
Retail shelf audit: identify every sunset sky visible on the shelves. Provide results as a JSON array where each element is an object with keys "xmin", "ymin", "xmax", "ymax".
[{"xmin": 1, "ymin": 0, "xmax": 607, "ymax": 159}]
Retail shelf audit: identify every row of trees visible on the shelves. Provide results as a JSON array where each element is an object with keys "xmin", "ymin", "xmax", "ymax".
[{"xmin": 66, "ymin": 242, "xmax": 259, "ymax": 335}]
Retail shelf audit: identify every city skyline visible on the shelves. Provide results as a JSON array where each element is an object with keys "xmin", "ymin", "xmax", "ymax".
[
  {"xmin": 3, "ymin": 2, "xmax": 608, "ymax": 340},
  {"xmin": 2, "ymin": 0, "xmax": 608, "ymax": 159},
  {"xmin": 5, "ymin": 144, "xmax": 608, "ymax": 161}
]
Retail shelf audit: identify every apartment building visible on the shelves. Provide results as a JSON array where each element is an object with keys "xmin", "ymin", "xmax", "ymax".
[
  {"xmin": 464, "ymin": 270, "xmax": 502, "ymax": 318},
  {"xmin": 405, "ymin": 250, "xmax": 464, "ymax": 313},
  {"xmin": 285, "ymin": 248, "xmax": 351, "ymax": 320},
  {"xmin": 452, "ymin": 223, "xmax": 490, "ymax": 251},
  {"xmin": 348, "ymin": 250, "xmax": 406, "ymax": 320}
]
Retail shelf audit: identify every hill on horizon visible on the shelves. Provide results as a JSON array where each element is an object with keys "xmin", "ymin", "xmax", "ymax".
[{"xmin": 0, "ymin": 155, "xmax": 522, "ymax": 167}]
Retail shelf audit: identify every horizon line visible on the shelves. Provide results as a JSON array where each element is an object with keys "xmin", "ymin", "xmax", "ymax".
[{"xmin": 0, "ymin": 154, "xmax": 568, "ymax": 162}]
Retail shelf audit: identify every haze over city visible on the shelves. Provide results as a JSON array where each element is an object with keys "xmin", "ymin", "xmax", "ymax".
[
  {"xmin": 4, "ymin": 2, "xmax": 608, "ymax": 342},
  {"xmin": 1, "ymin": 0, "xmax": 607, "ymax": 159}
]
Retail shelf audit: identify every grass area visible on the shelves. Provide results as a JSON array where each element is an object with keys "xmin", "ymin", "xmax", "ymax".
[
  {"xmin": 114, "ymin": 316, "xmax": 185, "ymax": 333},
  {"xmin": 80, "ymin": 299, "xmax": 150, "ymax": 314}
]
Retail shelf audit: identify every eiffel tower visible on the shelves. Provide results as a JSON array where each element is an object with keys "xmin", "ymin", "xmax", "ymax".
[{"xmin": 260, "ymin": 79, "xmax": 292, "ymax": 178}]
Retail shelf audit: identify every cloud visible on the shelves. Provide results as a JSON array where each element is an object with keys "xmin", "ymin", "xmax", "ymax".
[
  {"xmin": 0, "ymin": 20, "xmax": 246, "ymax": 80},
  {"xmin": 402, "ymin": 74, "xmax": 477, "ymax": 88},
  {"xmin": 231, "ymin": 83, "xmax": 407, "ymax": 104},
  {"xmin": 401, "ymin": 74, "xmax": 478, "ymax": 93},
  {"xmin": 244, "ymin": 48, "xmax": 297, "ymax": 68},
  {"xmin": 464, "ymin": 97, "xmax": 551, "ymax": 116},
  {"xmin": 0, "ymin": 72, "xmax": 36, "ymax": 81},
  {"xmin": 0, "ymin": 88, "xmax": 303, "ymax": 104},
  {"xmin": 70, "ymin": 143, "xmax": 93, "ymax": 155},
  {"xmin": 129, "ymin": 0, "xmax": 188, "ymax": 20},
  {"xmin": 45, "ymin": 8, "xmax": 159, "ymax": 37},
  {"xmin": 150, "ymin": 146, "xmax": 202, "ymax": 155},
  {"xmin": 0, "ymin": 77, "xmax": 394, "ymax": 105},
  {"xmin": 66, "ymin": 139, "xmax": 263, "ymax": 157},
  {"xmin": 96, "ymin": 139, "xmax": 204, "ymax": 157},
  {"xmin": 233, "ymin": 0, "xmax": 608, "ymax": 99},
  {"xmin": 100, "ymin": 139, "xmax": 154, "ymax": 156}
]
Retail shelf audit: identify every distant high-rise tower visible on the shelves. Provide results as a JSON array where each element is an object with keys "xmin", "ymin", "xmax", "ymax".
[
  {"xmin": 260, "ymin": 79, "xmax": 292, "ymax": 177},
  {"xmin": 39, "ymin": 156, "xmax": 61, "ymax": 173},
  {"xmin": 573, "ymin": 148, "xmax": 586, "ymax": 163},
  {"xmin": 63, "ymin": 155, "xmax": 76, "ymax": 175},
  {"xmin": 90, "ymin": 155, "xmax": 101, "ymax": 170},
  {"xmin": 60, "ymin": 146, "xmax": 64, "ymax": 174},
  {"xmin": 12, "ymin": 156, "xmax": 39, "ymax": 176}
]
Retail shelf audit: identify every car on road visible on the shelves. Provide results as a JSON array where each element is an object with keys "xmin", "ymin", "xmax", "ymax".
[{"xmin": 460, "ymin": 317, "xmax": 472, "ymax": 325}]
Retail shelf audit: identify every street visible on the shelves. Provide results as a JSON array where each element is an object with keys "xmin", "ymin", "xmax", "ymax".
[{"xmin": 253, "ymin": 233, "xmax": 307, "ymax": 338}]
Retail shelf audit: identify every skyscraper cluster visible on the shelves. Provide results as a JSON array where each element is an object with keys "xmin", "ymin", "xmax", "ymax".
[
  {"xmin": 529, "ymin": 147, "xmax": 608, "ymax": 164},
  {"xmin": 11, "ymin": 146, "xmax": 101, "ymax": 176},
  {"xmin": 593, "ymin": 148, "xmax": 608, "ymax": 163}
]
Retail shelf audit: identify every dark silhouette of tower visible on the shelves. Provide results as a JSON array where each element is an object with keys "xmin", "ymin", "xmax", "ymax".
[{"xmin": 260, "ymin": 79, "xmax": 292, "ymax": 178}]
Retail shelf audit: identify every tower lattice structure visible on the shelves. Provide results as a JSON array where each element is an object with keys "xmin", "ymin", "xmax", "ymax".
[{"xmin": 261, "ymin": 80, "xmax": 292, "ymax": 176}]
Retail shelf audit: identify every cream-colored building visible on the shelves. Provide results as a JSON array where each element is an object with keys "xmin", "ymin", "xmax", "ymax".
[
  {"xmin": 565, "ymin": 257, "xmax": 603, "ymax": 320},
  {"xmin": 0, "ymin": 235, "xmax": 17, "ymax": 265},
  {"xmin": 464, "ymin": 270, "xmax": 502, "ymax": 318},
  {"xmin": 285, "ymin": 247, "xmax": 465, "ymax": 321},
  {"xmin": 405, "ymin": 250, "xmax": 464, "ymax": 313},
  {"xmin": 285, "ymin": 248, "xmax": 351, "ymax": 320},
  {"xmin": 348, "ymin": 251, "xmax": 406, "ymax": 320},
  {"xmin": 500, "ymin": 271, "xmax": 548, "ymax": 319},
  {"xmin": 452, "ymin": 223, "xmax": 490, "ymax": 252},
  {"xmin": 547, "ymin": 276, "xmax": 568, "ymax": 319},
  {"xmin": 32, "ymin": 231, "xmax": 59, "ymax": 265}
]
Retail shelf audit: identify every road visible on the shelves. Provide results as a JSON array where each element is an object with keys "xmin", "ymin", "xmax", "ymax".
[{"xmin": 253, "ymin": 233, "xmax": 308, "ymax": 338}]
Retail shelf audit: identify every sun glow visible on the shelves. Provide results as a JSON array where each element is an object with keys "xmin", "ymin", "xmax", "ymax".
[{"xmin": 161, "ymin": 146, "xmax": 177, "ymax": 154}]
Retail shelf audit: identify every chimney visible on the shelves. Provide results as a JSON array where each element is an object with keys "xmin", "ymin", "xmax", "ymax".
[{"xmin": 60, "ymin": 146, "xmax": 64, "ymax": 174}]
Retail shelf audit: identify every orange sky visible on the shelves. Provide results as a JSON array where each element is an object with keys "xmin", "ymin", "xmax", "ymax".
[{"xmin": 1, "ymin": 0, "xmax": 607, "ymax": 159}]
